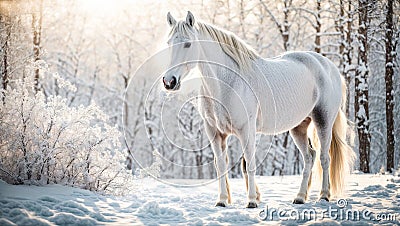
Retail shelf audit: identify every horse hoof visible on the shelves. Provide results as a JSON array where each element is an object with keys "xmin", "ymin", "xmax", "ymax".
[
  {"xmin": 215, "ymin": 202, "xmax": 226, "ymax": 207},
  {"xmin": 246, "ymin": 202, "xmax": 258, "ymax": 208},
  {"xmin": 293, "ymin": 198, "xmax": 305, "ymax": 204},
  {"xmin": 319, "ymin": 197, "xmax": 329, "ymax": 202}
]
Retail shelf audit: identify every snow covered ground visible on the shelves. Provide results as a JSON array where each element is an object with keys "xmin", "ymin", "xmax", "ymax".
[{"xmin": 0, "ymin": 173, "xmax": 399, "ymax": 225}]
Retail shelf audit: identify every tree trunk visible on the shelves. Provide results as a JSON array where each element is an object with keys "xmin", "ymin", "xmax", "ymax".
[
  {"xmin": 1, "ymin": 12, "xmax": 11, "ymax": 103},
  {"xmin": 123, "ymin": 75, "xmax": 129, "ymax": 128},
  {"xmin": 355, "ymin": 0, "xmax": 371, "ymax": 173},
  {"xmin": 385, "ymin": 0, "xmax": 395, "ymax": 173},
  {"xmin": 339, "ymin": 0, "xmax": 353, "ymax": 115},
  {"xmin": 314, "ymin": 0, "xmax": 321, "ymax": 53},
  {"xmin": 282, "ymin": 0, "xmax": 291, "ymax": 51},
  {"xmin": 239, "ymin": 0, "xmax": 247, "ymax": 40},
  {"xmin": 32, "ymin": 0, "xmax": 43, "ymax": 93},
  {"xmin": 196, "ymin": 151, "xmax": 204, "ymax": 179}
]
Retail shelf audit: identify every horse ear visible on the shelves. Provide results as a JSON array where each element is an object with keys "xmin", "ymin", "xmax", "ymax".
[
  {"xmin": 167, "ymin": 12, "xmax": 176, "ymax": 27},
  {"xmin": 186, "ymin": 11, "xmax": 195, "ymax": 27}
]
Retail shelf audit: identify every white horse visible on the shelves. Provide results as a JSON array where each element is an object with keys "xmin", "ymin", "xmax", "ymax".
[{"xmin": 162, "ymin": 11, "xmax": 355, "ymax": 208}]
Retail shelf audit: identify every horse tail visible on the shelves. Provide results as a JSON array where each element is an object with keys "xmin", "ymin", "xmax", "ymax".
[{"xmin": 311, "ymin": 76, "xmax": 356, "ymax": 196}]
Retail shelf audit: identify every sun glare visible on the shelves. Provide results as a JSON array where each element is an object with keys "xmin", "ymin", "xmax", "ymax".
[{"xmin": 80, "ymin": 0, "xmax": 121, "ymax": 14}]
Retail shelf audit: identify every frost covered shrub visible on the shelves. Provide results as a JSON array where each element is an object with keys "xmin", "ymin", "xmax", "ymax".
[{"xmin": 0, "ymin": 62, "xmax": 131, "ymax": 193}]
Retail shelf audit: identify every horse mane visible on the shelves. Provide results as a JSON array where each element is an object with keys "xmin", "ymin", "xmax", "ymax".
[
  {"xmin": 197, "ymin": 22, "xmax": 259, "ymax": 71},
  {"xmin": 169, "ymin": 20, "xmax": 259, "ymax": 71}
]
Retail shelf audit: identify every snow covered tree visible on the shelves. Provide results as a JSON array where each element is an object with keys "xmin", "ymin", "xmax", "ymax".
[
  {"xmin": 0, "ymin": 9, "xmax": 11, "ymax": 103},
  {"xmin": 314, "ymin": 0, "xmax": 322, "ymax": 53},
  {"xmin": 260, "ymin": 0, "xmax": 292, "ymax": 51},
  {"xmin": 384, "ymin": 0, "xmax": 397, "ymax": 173},
  {"xmin": 32, "ymin": 0, "xmax": 43, "ymax": 93},
  {"xmin": 355, "ymin": 0, "xmax": 372, "ymax": 173},
  {"xmin": 338, "ymin": 0, "xmax": 355, "ymax": 115},
  {"xmin": 1, "ymin": 2, "xmax": 33, "ymax": 102}
]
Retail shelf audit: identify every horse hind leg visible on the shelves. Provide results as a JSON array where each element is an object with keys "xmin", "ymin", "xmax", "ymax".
[
  {"xmin": 241, "ymin": 157, "xmax": 260, "ymax": 203},
  {"xmin": 290, "ymin": 117, "xmax": 316, "ymax": 204},
  {"xmin": 238, "ymin": 126, "xmax": 260, "ymax": 208},
  {"xmin": 312, "ymin": 107, "xmax": 336, "ymax": 202}
]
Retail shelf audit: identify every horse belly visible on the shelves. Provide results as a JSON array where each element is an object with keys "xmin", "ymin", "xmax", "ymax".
[{"xmin": 256, "ymin": 80, "xmax": 316, "ymax": 135}]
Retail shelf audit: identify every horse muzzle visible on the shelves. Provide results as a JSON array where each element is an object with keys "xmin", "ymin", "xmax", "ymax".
[{"xmin": 163, "ymin": 76, "xmax": 180, "ymax": 90}]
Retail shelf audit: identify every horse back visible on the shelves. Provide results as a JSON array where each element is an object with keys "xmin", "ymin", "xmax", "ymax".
[{"xmin": 255, "ymin": 51, "xmax": 341, "ymax": 133}]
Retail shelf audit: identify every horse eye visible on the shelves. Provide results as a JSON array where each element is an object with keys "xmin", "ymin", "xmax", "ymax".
[{"xmin": 184, "ymin": 42, "xmax": 191, "ymax": 48}]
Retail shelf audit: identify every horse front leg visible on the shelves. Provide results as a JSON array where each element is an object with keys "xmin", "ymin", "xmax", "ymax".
[
  {"xmin": 239, "ymin": 128, "xmax": 259, "ymax": 208},
  {"xmin": 241, "ymin": 157, "xmax": 261, "ymax": 204},
  {"xmin": 205, "ymin": 123, "xmax": 231, "ymax": 207}
]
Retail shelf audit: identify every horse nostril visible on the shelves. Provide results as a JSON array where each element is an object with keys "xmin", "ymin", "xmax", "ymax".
[
  {"xmin": 163, "ymin": 76, "xmax": 169, "ymax": 88},
  {"xmin": 170, "ymin": 76, "xmax": 177, "ymax": 88}
]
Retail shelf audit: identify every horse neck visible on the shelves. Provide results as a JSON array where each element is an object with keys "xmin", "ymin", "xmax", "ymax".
[{"xmin": 197, "ymin": 38, "xmax": 238, "ymax": 95}]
